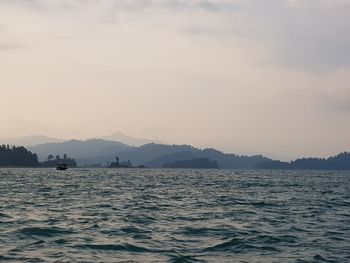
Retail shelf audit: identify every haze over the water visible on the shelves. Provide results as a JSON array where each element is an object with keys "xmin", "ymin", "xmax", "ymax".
[{"xmin": 0, "ymin": 0, "xmax": 349, "ymax": 160}]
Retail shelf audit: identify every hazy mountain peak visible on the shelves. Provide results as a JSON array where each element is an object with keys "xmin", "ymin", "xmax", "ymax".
[
  {"xmin": 28, "ymin": 138, "xmax": 132, "ymax": 161},
  {"xmin": 99, "ymin": 132, "xmax": 160, "ymax": 146}
]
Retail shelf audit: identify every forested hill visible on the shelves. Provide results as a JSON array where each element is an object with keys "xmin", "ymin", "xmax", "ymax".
[
  {"xmin": 0, "ymin": 145, "xmax": 39, "ymax": 167},
  {"xmin": 27, "ymin": 139, "xmax": 272, "ymax": 168},
  {"xmin": 29, "ymin": 139, "xmax": 132, "ymax": 161},
  {"xmin": 77, "ymin": 143, "xmax": 272, "ymax": 168},
  {"xmin": 256, "ymin": 152, "xmax": 350, "ymax": 170}
]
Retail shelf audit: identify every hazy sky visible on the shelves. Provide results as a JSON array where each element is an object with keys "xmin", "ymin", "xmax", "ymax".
[{"xmin": 1, "ymin": 0, "xmax": 349, "ymax": 159}]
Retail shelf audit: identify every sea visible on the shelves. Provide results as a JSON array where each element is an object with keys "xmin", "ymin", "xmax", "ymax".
[{"xmin": 0, "ymin": 168, "xmax": 349, "ymax": 263}]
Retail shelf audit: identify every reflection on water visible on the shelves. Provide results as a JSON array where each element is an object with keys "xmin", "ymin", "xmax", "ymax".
[{"xmin": 0, "ymin": 168, "xmax": 350, "ymax": 262}]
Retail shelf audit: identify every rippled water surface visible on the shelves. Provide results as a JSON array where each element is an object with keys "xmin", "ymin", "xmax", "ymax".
[{"xmin": 1, "ymin": 168, "xmax": 350, "ymax": 262}]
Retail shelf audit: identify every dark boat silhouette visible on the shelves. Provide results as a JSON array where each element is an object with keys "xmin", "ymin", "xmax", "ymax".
[{"xmin": 56, "ymin": 163, "xmax": 68, "ymax": 170}]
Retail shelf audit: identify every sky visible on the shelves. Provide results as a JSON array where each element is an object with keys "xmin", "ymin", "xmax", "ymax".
[{"xmin": 0, "ymin": 0, "xmax": 349, "ymax": 160}]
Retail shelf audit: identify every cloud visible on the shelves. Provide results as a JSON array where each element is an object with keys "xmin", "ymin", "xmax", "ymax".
[
  {"xmin": 0, "ymin": 43, "xmax": 24, "ymax": 51},
  {"xmin": 106, "ymin": 0, "xmax": 350, "ymax": 71},
  {"xmin": 0, "ymin": 0, "xmax": 235, "ymax": 13},
  {"xmin": 287, "ymin": 0, "xmax": 350, "ymax": 8},
  {"xmin": 0, "ymin": 0, "xmax": 349, "ymax": 71},
  {"xmin": 257, "ymin": 0, "xmax": 350, "ymax": 70}
]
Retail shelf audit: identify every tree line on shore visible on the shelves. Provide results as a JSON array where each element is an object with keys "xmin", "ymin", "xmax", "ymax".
[
  {"xmin": 0, "ymin": 145, "xmax": 76, "ymax": 167},
  {"xmin": 0, "ymin": 145, "xmax": 38, "ymax": 167},
  {"xmin": 255, "ymin": 152, "xmax": 350, "ymax": 170}
]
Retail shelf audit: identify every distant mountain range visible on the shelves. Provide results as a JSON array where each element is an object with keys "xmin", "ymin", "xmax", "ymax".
[
  {"xmin": 29, "ymin": 139, "xmax": 132, "ymax": 161},
  {"xmin": 0, "ymin": 133, "xmax": 158, "ymax": 147},
  {"xmin": 28, "ymin": 139, "xmax": 272, "ymax": 168},
  {"xmin": 4, "ymin": 134, "xmax": 348, "ymax": 170}
]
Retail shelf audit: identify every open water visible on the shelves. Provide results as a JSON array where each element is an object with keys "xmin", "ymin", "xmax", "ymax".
[{"xmin": 0, "ymin": 168, "xmax": 349, "ymax": 262}]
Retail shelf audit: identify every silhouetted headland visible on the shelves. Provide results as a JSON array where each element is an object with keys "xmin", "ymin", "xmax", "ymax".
[
  {"xmin": 256, "ymin": 152, "xmax": 350, "ymax": 170},
  {"xmin": 0, "ymin": 147, "xmax": 77, "ymax": 168},
  {"xmin": 0, "ymin": 145, "xmax": 39, "ymax": 167}
]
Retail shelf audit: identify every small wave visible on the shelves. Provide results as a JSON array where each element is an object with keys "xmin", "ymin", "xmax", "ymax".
[
  {"xmin": 203, "ymin": 238, "xmax": 281, "ymax": 253},
  {"xmin": 0, "ymin": 212, "xmax": 11, "ymax": 218},
  {"xmin": 77, "ymin": 243, "xmax": 151, "ymax": 253},
  {"xmin": 0, "ymin": 255, "xmax": 13, "ymax": 261},
  {"xmin": 168, "ymin": 253, "xmax": 204, "ymax": 263},
  {"xmin": 181, "ymin": 226, "xmax": 213, "ymax": 236},
  {"xmin": 313, "ymin": 254, "xmax": 335, "ymax": 262},
  {"xmin": 257, "ymin": 234, "xmax": 298, "ymax": 245},
  {"xmin": 0, "ymin": 212, "xmax": 13, "ymax": 224},
  {"xmin": 96, "ymin": 203, "xmax": 113, "ymax": 208},
  {"xmin": 288, "ymin": 226, "xmax": 310, "ymax": 233},
  {"xmin": 120, "ymin": 226, "xmax": 151, "ymax": 234},
  {"xmin": 250, "ymin": 201, "xmax": 279, "ymax": 207},
  {"xmin": 37, "ymin": 187, "xmax": 52, "ymax": 192},
  {"xmin": 53, "ymin": 238, "xmax": 68, "ymax": 244},
  {"xmin": 29, "ymin": 239, "xmax": 45, "ymax": 246},
  {"xmin": 124, "ymin": 215, "xmax": 156, "ymax": 224},
  {"xmin": 19, "ymin": 227, "xmax": 73, "ymax": 237},
  {"xmin": 203, "ymin": 238, "xmax": 254, "ymax": 252}
]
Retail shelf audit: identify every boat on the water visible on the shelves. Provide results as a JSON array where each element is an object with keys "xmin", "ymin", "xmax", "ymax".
[{"xmin": 56, "ymin": 163, "xmax": 68, "ymax": 170}]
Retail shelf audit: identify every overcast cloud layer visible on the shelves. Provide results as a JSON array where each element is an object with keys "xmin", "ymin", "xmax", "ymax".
[{"xmin": 0, "ymin": 0, "xmax": 349, "ymax": 159}]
